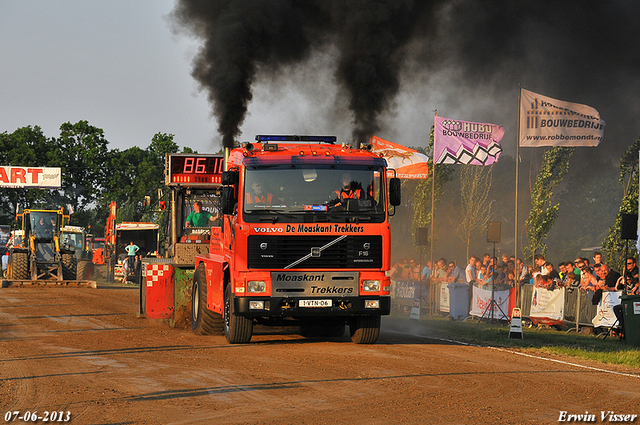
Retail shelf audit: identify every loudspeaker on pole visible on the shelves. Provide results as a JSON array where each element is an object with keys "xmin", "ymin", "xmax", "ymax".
[
  {"xmin": 487, "ymin": 221, "xmax": 501, "ymax": 243},
  {"xmin": 621, "ymin": 213, "xmax": 638, "ymax": 240},
  {"xmin": 416, "ymin": 227, "xmax": 428, "ymax": 246}
]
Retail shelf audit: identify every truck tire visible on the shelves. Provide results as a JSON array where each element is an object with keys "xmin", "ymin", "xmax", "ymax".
[
  {"xmin": 11, "ymin": 252, "xmax": 29, "ymax": 280},
  {"xmin": 349, "ymin": 315, "xmax": 381, "ymax": 344},
  {"xmin": 77, "ymin": 260, "xmax": 92, "ymax": 280},
  {"xmin": 191, "ymin": 264, "xmax": 223, "ymax": 335},
  {"xmin": 224, "ymin": 284, "xmax": 253, "ymax": 344},
  {"xmin": 62, "ymin": 254, "xmax": 77, "ymax": 280}
]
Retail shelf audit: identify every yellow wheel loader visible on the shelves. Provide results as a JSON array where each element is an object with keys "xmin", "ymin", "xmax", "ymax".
[{"xmin": 3, "ymin": 208, "xmax": 95, "ymax": 288}]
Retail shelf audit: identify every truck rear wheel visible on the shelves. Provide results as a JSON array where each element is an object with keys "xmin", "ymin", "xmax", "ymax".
[
  {"xmin": 224, "ymin": 284, "xmax": 253, "ymax": 344},
  {"xmin": 62, "ymin": 254, "xmax": 77, "ymax": 280},
  {"xmin": 349, "ymin": 315, "xmax": 381, "ymax": 344},
  {"xmin": 191, "ymin": 264, "xmax": 223, "ymax": 335},
  {"xmin": 11, "ymin": 252, "xmax": 29, "ymax": 280}
]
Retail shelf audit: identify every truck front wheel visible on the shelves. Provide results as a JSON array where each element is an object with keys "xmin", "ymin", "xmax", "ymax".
[
  {"xmin": 191, "ymin": 264, "xmax": 223, "ymax": 335},
  {"xmin": 349, "ymin": 315, "xmax": 381, "ymax": 344},
  {"xmin": 224, "ymin": 285, "xmax": 253, "ymax": 344}
]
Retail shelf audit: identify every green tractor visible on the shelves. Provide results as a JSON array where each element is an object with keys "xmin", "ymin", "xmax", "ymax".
[
  {"xmin": 6, "ymin": 208, "xmax": 80, "ymax": 283},
  {"xmin": 60, "ymin": 225, "xmax": 94, "ymax": 280}
]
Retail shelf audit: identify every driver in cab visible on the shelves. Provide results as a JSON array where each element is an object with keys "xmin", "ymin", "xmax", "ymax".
[
  {"xmin": 35, "ymin": 216, "xmax": 54, "ymax": 237},
  {"xmin": 246, "ymin": 181, "xmax": 273, "ymax": 206},
  {"xmin": 333, "ymin": 173, "xmax": 362, "ymax": 207},
  {"xmin": 186, "ymin": 201, "xmax": 219, "ymax": 227}
]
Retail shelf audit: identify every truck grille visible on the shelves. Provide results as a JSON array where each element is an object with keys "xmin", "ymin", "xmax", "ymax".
[{"xmin": 248, "ymin": 235, "xmax": 382, "ymax": 269}]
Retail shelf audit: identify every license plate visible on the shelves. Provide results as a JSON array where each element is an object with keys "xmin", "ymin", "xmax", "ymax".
[{"xmin": 299, "ymin": 299, "xmax": 332, "ymax": 308}]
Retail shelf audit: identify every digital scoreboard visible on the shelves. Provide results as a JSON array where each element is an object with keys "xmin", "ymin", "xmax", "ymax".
[{"xmin": 165, "ymin": 154, "xmax": 224, "ymax": 186}]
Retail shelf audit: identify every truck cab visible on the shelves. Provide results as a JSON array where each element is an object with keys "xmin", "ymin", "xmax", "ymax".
[{"xmin": 192, "ymin": 135, "xmax": 401, "ymax": 344}]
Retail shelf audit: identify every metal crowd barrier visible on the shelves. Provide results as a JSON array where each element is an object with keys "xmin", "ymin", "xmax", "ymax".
[
  {"xmin": 520, "ymin": 284, "xmax": 598, "ymax": 330},
  {"xmin": 391, "ymin": 280, "xmax": 431, "ymax": 314}
]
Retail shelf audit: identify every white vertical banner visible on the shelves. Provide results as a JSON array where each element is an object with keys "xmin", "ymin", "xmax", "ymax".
[
  {"xmin": 529, "ymin": 287, "xmax": 565, "ymax": 326},
  {"xmin": 439, "ymin": 283, "xmax": 450, "ymax": 313},
  {"xmin": 469, "ymin": 286, "xmax": 510, "ymax": 320},
  {"xmin": 592, "ymin": 291, "xmax": 623, "ymax": 328}
]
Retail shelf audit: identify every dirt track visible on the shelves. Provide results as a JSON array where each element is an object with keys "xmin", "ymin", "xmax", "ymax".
[{"xmin": 1, "ymin": 285, "xmax": 639, "ymax": 424}]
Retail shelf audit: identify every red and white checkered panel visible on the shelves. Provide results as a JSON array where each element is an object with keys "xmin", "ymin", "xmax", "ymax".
[{"xmin": 146, "ymin": 264, "xmax": 170, "ymax": 285}]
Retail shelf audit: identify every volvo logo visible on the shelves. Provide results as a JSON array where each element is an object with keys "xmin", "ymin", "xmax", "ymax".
[
  {"xmin": 311, "ymin": 247, "xmax": 321, "ymax": 257},
  {"xmin": 363, "ymin": 242, "xmax": 370, "ymax": 250},
  {"xmin": 260, "ymin": 243, "xmax": 268, "ymax": 250}
]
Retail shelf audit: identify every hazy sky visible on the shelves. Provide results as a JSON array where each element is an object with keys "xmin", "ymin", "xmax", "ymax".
[
  {"xmin": 0, "ymin": 0, "xmax": 407, "ymax": 153},
  {"xmin": 2, "ymin": 1, "xmax": 639, "ymax": 160}
]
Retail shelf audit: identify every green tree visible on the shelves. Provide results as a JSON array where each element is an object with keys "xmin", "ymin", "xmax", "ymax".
[
  {"xmin": 52, "ymin": 121, "xmax": 111, "ymax": 212},
  {"xmin": 392, "ymin": 126, "xmax": 453, "ymax": 260},
  {"xmin": 524, "ymin": 146, "xmax": 575, "ymax": 263},
  {"xmin": 545, "ymin": 156, "xmax": 621, "ymax": 262},
  {"xmin": 95, "ymin": 133, "xmax": 179, "ymax": 234},
  {"xmin": 601, "ymin": 136, "xmax": 640, "ymax": 271},
  {"xmin": 0, "ymin": 126, "xmax": 59, "ymax": 223},
  {"xmin": 457, "ymin": 165, "xmax": 494, "ymax": 260}
]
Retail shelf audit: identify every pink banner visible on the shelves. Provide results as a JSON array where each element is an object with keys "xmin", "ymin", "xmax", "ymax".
[{"xmin": 434, "ymin": 116, "xmax": 504, "ymax": 165}]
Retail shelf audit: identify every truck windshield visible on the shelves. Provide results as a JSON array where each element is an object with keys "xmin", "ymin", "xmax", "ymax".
[
  {"xmin": 62, "ymin": 232, "xmax": 84, "ymax": 250},
  {"xmin": 243, "ymin": 165, "xmax": 386, "ymax": 223},
  {"xmin": 30, "ymin": 212, "xmax": 59, "ymax": 239}
]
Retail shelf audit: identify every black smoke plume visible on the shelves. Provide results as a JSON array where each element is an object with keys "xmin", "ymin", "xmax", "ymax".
[
  {"xmin": 172, "ymin": 1, "xmax": 640, "ymax": 156},
  {"xmin": 170, "ymin": 0, "xmax": 330, "ymax": 148},
  {"xmin": 171, "ymin": 0, "xmax": 427, "ymax": 148},
  {"xmin": 330, "ymin": 1, "xmax": 431, "ymax": 143}
]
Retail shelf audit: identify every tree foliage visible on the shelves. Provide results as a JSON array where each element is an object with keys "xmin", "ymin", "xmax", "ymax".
[
  {"xmin": 94, "ymin": 132, "xmax": 179, "ymax": 234},
  {"xmin": 545, "ymin": 155, "xmax": 621, "ymax": 262},
  {"xmin": 523, "ymin": 147, "xmax": 575, "ymax": 263},
  {"xmin": 53, "ymin": 121, "xmax": 111, "ymax": 210},
  {"xmin": 408, "ymin": 126, "xmax": 454, "ymax": 253},
  {"xmin": 0, "ymin": 126, "xmax": 59, "ymax": 222},
  {"xmin": 388, "ymin": 126, "xmax": 455, "ymax": 261},
  {"xmin": 457, "ymin": 165, "xmax": 494, "ymax": 260},
  {"xmin": 0, "ymin": 122, "xmax": 183, "ymax": 242},
  {"xmin": 601, "ymin": 136, "xmax": 640, "ymax": 271}
]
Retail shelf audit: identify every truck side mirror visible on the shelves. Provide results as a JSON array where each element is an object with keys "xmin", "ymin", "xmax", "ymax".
[
  {"xmin": 222, "ymin": 187, "xmax": 237, "ymax": 214},
  {"xmin": 389, "ymin": 178, "xmax": 401, "ymax": 206},
  {"xmin": 221, "ymin": 170, "xmax": 239, "ymax": 214},
  {"xmin": 221, "ymin": 170, "xmax": 239, "ymax": 186}
]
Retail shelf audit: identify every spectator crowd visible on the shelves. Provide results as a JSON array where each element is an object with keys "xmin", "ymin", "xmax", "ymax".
[
  {"xmin": 390, "ymin": 251, "xmax": 640, "ymax": 299},
  {"xmin": 390, "ymin": 251, "xmax": 640, "ymax": 335}
]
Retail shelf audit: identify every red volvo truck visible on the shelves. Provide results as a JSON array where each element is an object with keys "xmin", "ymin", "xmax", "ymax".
[{"xmin": 191, "ymin": 135, "xmax": 401, "ymax": 344}]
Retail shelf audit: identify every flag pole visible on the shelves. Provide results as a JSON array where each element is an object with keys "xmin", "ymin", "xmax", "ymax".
[
  {"xmin": 515, "ymin": 85, "xmax": 521, "ymax": 304},
  {"xmin": 430, "ymin": 110, "xmax": 437, "ymax": 315}
]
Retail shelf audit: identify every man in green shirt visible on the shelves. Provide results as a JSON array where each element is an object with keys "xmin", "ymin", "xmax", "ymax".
[{"xmin": 186, "ymin": 201, "xmax": 219, "ymax": 228}]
